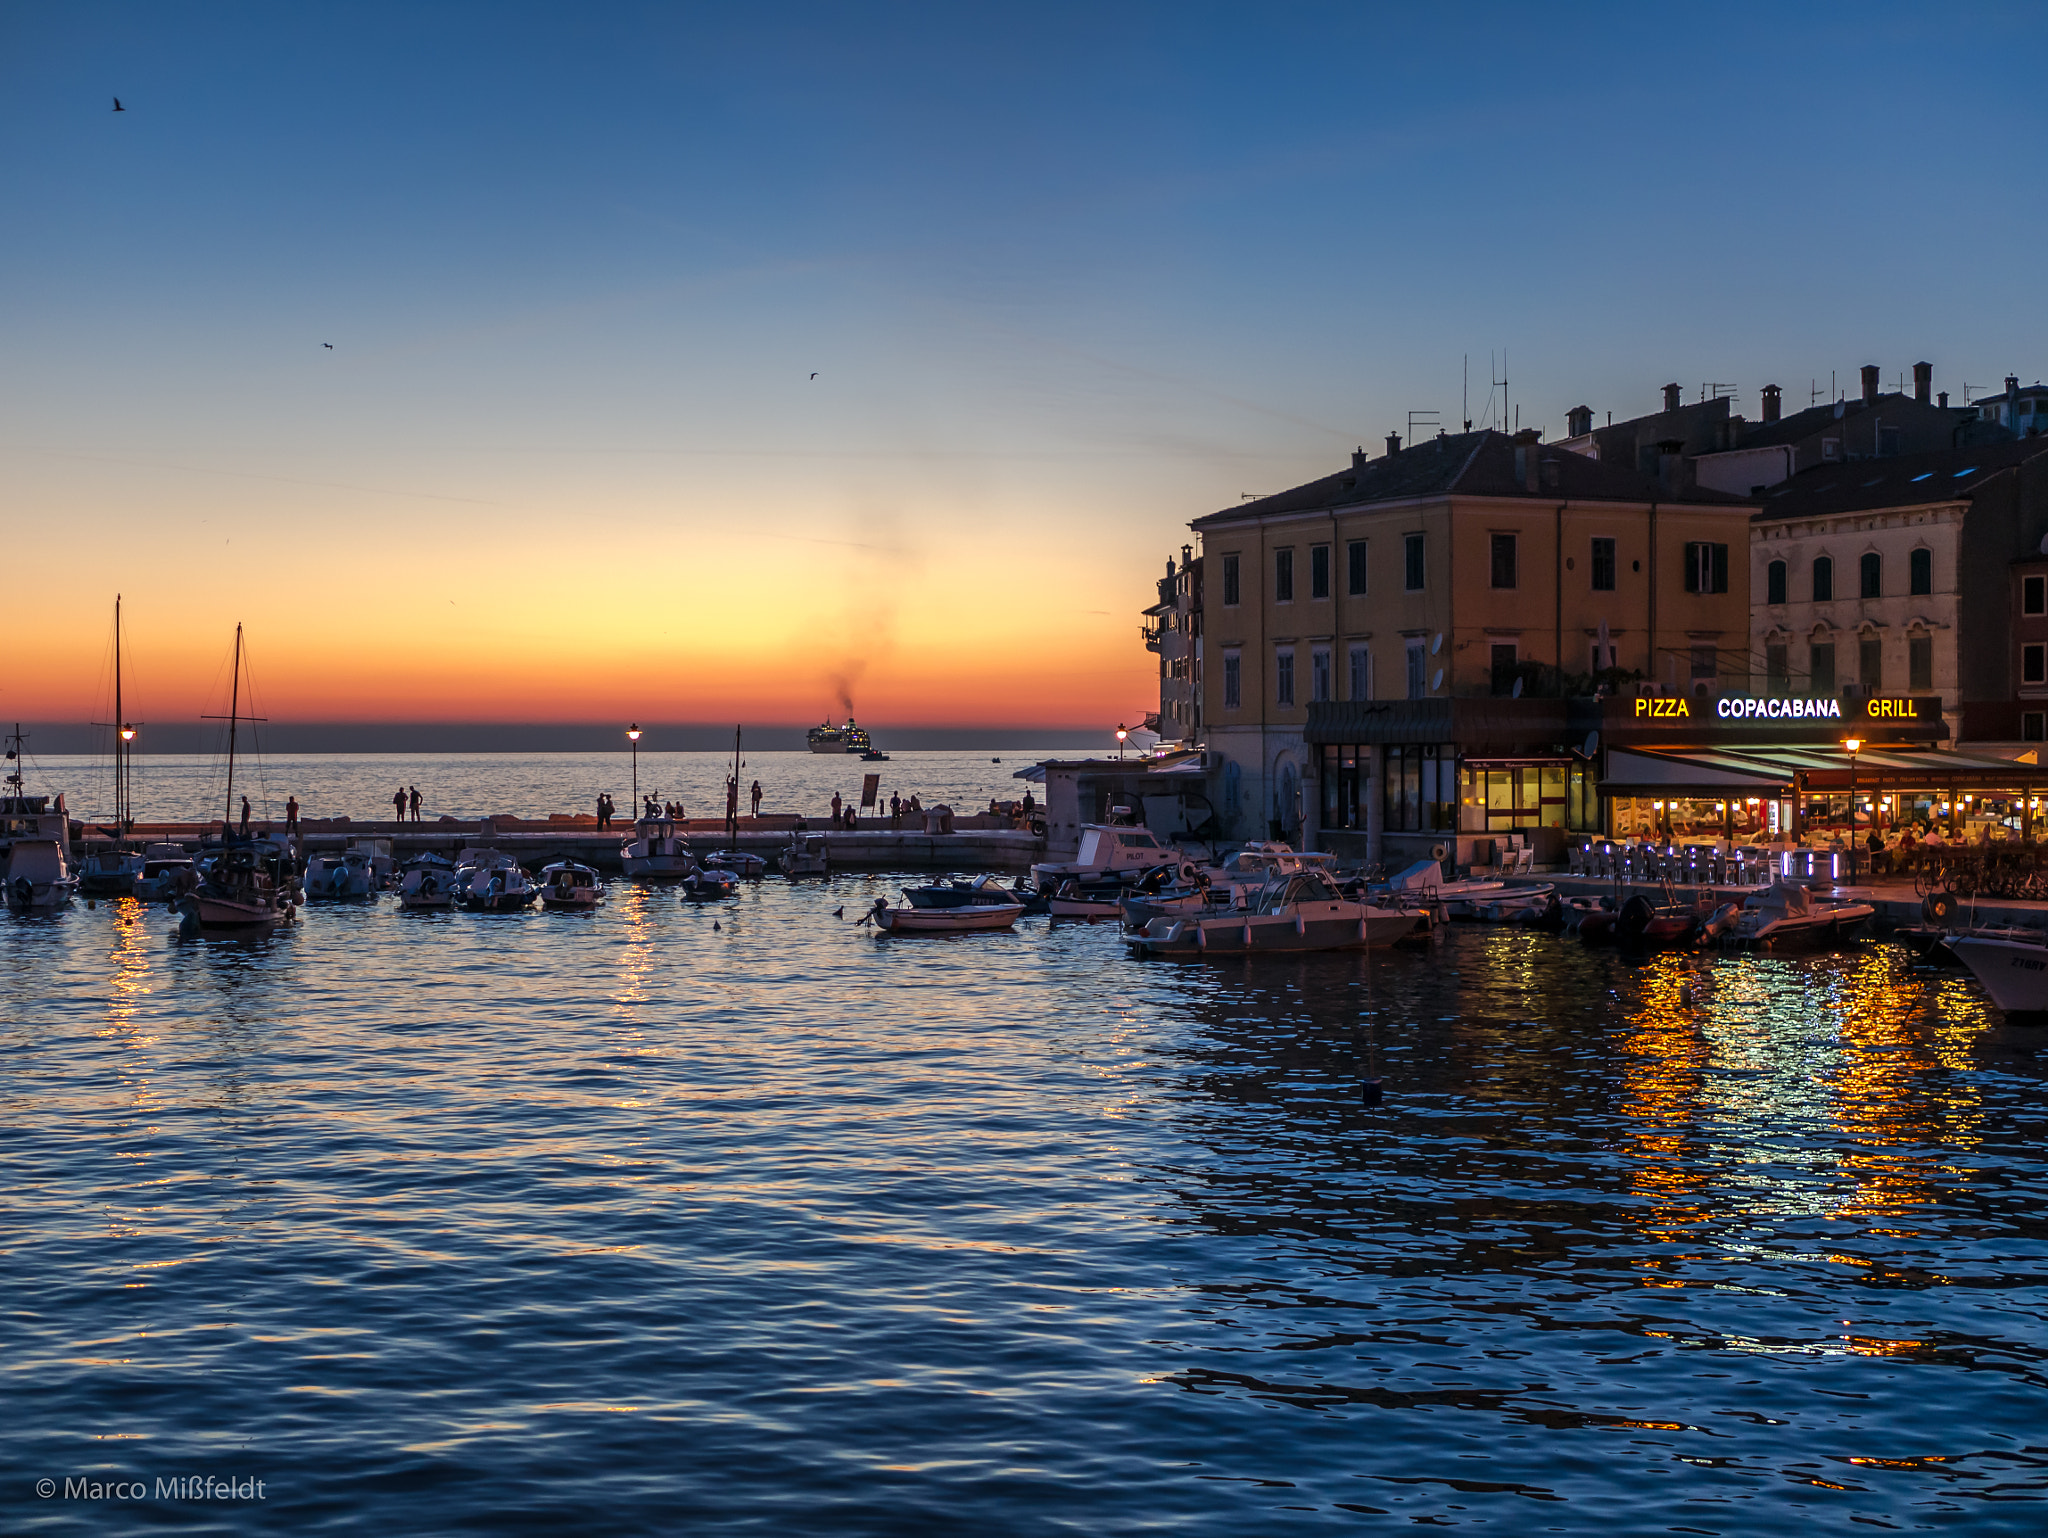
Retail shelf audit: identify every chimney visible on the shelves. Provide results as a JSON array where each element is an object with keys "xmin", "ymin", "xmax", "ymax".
[
  {"xmin": 1565, "ymin": 404, "xmax": 1593, "ymax": 438},
  {"xmin": 1385, "ymin": 432, "xmax": 1402, "ymax": 457},
  {"xmin": 1913, "ymin": 361, "xmax": 1932, "ymax": 405},
  {"xmin": 1761, "ymin": 383, "xmax": 1781, "ymax": 423},
  {"xmin": 1513, "ymin": 428, "xmax": 1542, "ymax": 493},
  {"xmin": 1352, "ymin": 445, "xmax": 1369, "ymax": 471},
  {"xmin": 1655, "ymin": 438, "xmax": 1685, "ymax": 494},
  {"xmin": 1662, "ymin": 382, "xmax": 1682, "ymax": 413},
  {"xmin": 2009, "ymin": 375, "xmax": 2021, "ymax": 404},
  {"xmin": 1939, "ymin": 391, "xmax": 1949, "ymax": 409},
  {"xmin": 1861, "ymin": 364, "xmax": 1879, "ymax": 406}
]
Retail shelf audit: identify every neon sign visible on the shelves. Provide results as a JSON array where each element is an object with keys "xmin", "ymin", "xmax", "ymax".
[{"xmin": 1715, "ymin": 697, "xmax": 1841, "ymax": 720}]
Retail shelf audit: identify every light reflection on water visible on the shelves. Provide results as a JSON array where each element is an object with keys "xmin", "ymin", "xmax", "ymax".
[{"xmin": 3, "ymin": 893, "xmax": 2047, "ymax": 1534}]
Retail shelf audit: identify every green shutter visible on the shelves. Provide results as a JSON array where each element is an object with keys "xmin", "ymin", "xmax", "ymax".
[{"xmin": 1683, "ymin": 542, "xmax": 1700, "ymax": 593}]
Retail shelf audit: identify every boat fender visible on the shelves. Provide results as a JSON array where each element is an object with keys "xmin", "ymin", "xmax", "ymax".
[
  {"xmin": 1360, "ymin": 1078, "xmax": 1384, "ymax": 1107},
  {"xmin": 1922, "ymin": 891, "xmax": 1958, "ymax": 927},
  {"xmin": 10, "ymin": 876, "xmax": 32, "ymax": 909},
  {"xmin": 1194, "ymin": 923, "xmax": 1206, "ymax": 950},
  {"xmin": 1357, "ymin": 917, "xmax": 1367, "ymax": 942},
  {"xmin": 1242, "ymin": 922, "xmax": 1253, "ymax": 948},
  {"xmin": 1295, "ymin": 912, "xmax": 1306, "ymax": 936}
]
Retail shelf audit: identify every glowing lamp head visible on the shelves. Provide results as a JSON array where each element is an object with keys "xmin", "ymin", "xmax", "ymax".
[
  {"xmin": 120, "ymin": 724, "xmax": 135, "ymax": 741},
  {"xmin": 1843, "ymin": 737, "xmax": 1862, "ymax": 754},
  {"xmin": 1116, "ymin": 724, "xmax": 1128, "ymax": 743},
  {"xmin": 627, "ymin": 724, "xmax": 642, "ymax": 742}
]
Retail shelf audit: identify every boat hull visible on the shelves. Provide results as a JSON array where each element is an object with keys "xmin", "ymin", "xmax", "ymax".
[
  {"xmin": 1128, "ymin": 906, "xmax": 1425, "ymax": 956},
  {"xmin": 1949, "ymin": 936, "xmax": 2048, "ymax": 1012},
  {"xmin": 875, "ymin": 902, "xmax": 1022, "ymax": 933}
]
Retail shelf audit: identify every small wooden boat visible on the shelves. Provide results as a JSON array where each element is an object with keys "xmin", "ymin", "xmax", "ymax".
[
  {"xmin": 539, "ymin": 860, "xmax": 603, "ymax": 909},
  {"xmin": 1717, "ymin": 882, "xmax": 1874, "ymax": 951},
  {"xmin": 679, "ymin": 867, "xmax": 738, "ymax": 902},
  {"xmin": 704, "ymin": 849, "xmax": 767, "ymax": 879},
  {"xmin": 869, "ymin": 895, "xmax": 1022, "ymax": 933},
  {"xmin": 1615, "ymin": 892, "xmax": 1700, "ymax": 949}
]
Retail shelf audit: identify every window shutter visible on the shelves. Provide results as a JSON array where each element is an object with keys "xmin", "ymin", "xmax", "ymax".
[
  {"xmin": 1712, "ymin": 543, "xmax": 1728, "ymax": 594},
  {"xmin": 1683, "ymin": 542, "xmax": 1701, "ymax": 593}
]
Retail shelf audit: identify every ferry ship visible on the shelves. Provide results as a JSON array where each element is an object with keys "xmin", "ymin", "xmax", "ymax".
[{"xmin": 807, "ymin": 718, "xmax": 874, "ymax": 754}]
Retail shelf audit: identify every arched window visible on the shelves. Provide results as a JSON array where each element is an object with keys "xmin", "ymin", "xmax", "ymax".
[
  {"xmin": 1812, "ymin": 555, "xmax": 1833, "ymax": 602},
  {"xmin": 1909, "ymin": 547, "xmax": 1932, "ymax": 595},
  {"xmin": 1766, "ymin": 559, "xmax": 1787, "ymax": 605},
  {"xmin": 1860, "ymin": 551, "xmax": 1882, "ymax": 598}
]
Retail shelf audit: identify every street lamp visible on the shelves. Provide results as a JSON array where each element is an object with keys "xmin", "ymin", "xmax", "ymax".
[
  {"xmin": 1116, "ymin": 723, "xmax": 1129, "ymax": 759},
  {"xmin": 1843, "ymin": 737, "xmax": 1862, "ymax": 884},
  {"xmin": 120, "ymin": 724, "xmax": 135, "ymax": 742},
  {"xmin": 628, "ymin": 723, "xmax": 642, "ymax": 814}
]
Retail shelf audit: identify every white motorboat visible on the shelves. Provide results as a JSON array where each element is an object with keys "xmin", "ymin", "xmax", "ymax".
[
  {"xmin": 78, "ymin": 846, "xmax": 145, "ymax": 896},
  {"xmin": 679, "ymin": 866, "xmax": 738, "ymax": 902},
  {"xmin": 704, "ymin": 849, "xmax": 767, "ymax": 879},
  {"xmin": 781, "ymin": 834, "xmax": 829, "ymax": 879},
  {"xmin": 397, "ymin": 853, "xmax": 458, "ymax": 910},
  {"xmin": 1119, "ymin": 882, "xmax": 1239, "ymax": 929},
  {"xmin": 5, "ymin": 837, "xmax": 78, "ymax": 912},
  {"xmin": 621, "ymin": 817, "xmax": 694, "ymax": 878},
  {"xmin": 1125, "ymin": 870, "xmax": 1428, "ymax": 957},
  {"xmin": 459, "ymin": 856, "xmax": 538, "ymax": 912},
  {"xmin": 133, "ymin": 843, "xmax": 199, "ymax": 903},
  {"xmin": 304, "ymin": 850, "xmax": 379, "ymax": 901},
  {"xmin": 1371, "ymin": 858, "xmax": 1515, "ymax": 917},
  {"xmin": 1031, "ymin": 815, "xmax": 1189, "ymax": 891},
  {"xmin": 1464, "ymin": 884, "xmax": 1557, "ymax": 922},
  {"xmin": 1950, "ymin": 934, "xmax": 2048, "ymax": 1013},
  {"xmin": 539, "ymin": 860, "xmax": 603, "ymax": 909},
  {"xmin": 1717, "ymin": 882, "xmax": 1875, "ymax": 951},
  {"xmin": 346, "ymin": 838, "xmax": 396, "ymax": 889},
  {"xmin": 869, "ymin": 895, "xmax": 1023, "ymax": 934},
  {"xmin": 1196, "ymin": 841, "xmax": 1338, "ymax": 901}
]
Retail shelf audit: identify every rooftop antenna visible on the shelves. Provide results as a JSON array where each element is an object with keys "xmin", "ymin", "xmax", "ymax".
[
  {"xmin": 1811, "ymin": 378, "xmax": 1822, "ymax": 406},
  {"xmin": 1705, "ymin": 382, "xmax": 1737, "ymax": 402},
  {"xmin": 1462, "ymin": 354, "xmax": 1471, "ymax": 431},
  {"xmin": 1497, "ymin": 350, "xmax": 1508, "ymax": 432},
  {"xmin": 1407, "ymin": 409, "xmax": 1441, "ymax": 444}
]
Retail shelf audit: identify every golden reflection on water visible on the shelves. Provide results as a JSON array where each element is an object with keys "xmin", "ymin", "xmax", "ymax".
[{"xmin": 1616, "ymin": 955, "xmax": 1714, "ymax": 1241}]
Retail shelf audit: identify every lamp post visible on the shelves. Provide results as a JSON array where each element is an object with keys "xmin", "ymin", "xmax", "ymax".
[
  {"xmin": 1116, "ymin": 723, "xmax": 1128, "ymax": 759},
  {"xmin": 1844, "ymin": 736, "xmax": 1862, "ymax": 885},
  {"xmin": 628, "ymin": 723, "xmax": 642, "ymax": 814}
]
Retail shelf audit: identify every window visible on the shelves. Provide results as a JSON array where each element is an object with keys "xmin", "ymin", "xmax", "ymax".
[
  {"xmin": 1810, "ymin": 641, "xmax": 1836, "ymax": 696},
  {"xmin": 1222, "ymin": 650, "xmax": 1241, "ymax": 708},
  {"xmin": 1860, "ymin": 636, "xmax": 1882, "ymax": 691},
  {"xmin": 1320, "ymin": 745, "xmax": 1365, "ymax": 830},
  {"xmin": 1909, "ymin": 634, "xmax": 1932, "ymax": 691},
  {"xmin": 1912, "ymin": 548, "xmax": 1934, "ymax": 596},
  {"xmin": 1812, "ymin": 555, "xmax": 1833, "ymax": 602},
  {"xmin": 1347, "ymin": 644, "xmax": 1371, "ymax": 701},
  {"xmin": 1274, "ymin": 548, "xmax": 1294, "ymax": 603},
  {"xmin": 1860, "ymin": 552, "xmax": 1882, "ymax": 598},
  {"xmin": 1309, "ymin": 544, "xmax": 1330, "ymax": 600},
  {"xmin": 1275, "ymin": 646, "xmax": 1295, "ymax": 706},
  {"xmin": 1591, "ymin": 537, "xmax": 1616, "ymax": 591},
  {"xmin": 1691, "ymin": 645, "xmax": 1717, "ymax": 680},
  {"xmin": 2027, "ymin": 713, "xmax": 2047, "ymax": 743},
  {"xmin": 1766, "ymin": 559, "xmax": 1787, "ymax": 605},
  {"xmin": 1822, "ymin": 437, "xmax": 1841, "ymax": 460},
  {"xmin": 1404, "ymin": 533, "xmax": 1425, "ymax": 591},
  {"xmin": 1382, "ymin": 743, "xmax": 1454, "ymax": 833},
  {"xmin": 1491, "ymin": 533, "xmax": 1518, "ymax": 589},
  {"xmin": 1490, "ymin": 643, "xmax": 1517, "ymax": 695},
  {"xmin": 1347, "ymin": 540, "xmax": 1368, "ymax": 595},
  {"xmin": 1684, "ymin": 542, "xmax": 1729, "ymax": 593},
  {"xmin": 1221, "ymin": 554, "xmax": 1240, "ymax": 607},
  {"xmin": 1878, "ymin": 426, "xmax": 1902, "ymax": 457},
  {"xmin": 1766, "ymin": 643, "xmax": 1789, "ymax": 689},
  {"xmin": 2026, "ymin": 574, "xmax": 2046, "ymax": 615},
  {"xmin": 2026, "ymin": 643, "xmax": 2047, "ymax": 686},
  {"xmin": 1310, "ymin": 646, "xmax": 1331, "ymax": 702},
  {"xmin": 1405, "ymin": 638, "xmax": 1426, "ymax": 699}
]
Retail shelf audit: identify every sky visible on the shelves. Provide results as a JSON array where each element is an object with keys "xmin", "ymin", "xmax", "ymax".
[{"xmin": 2, "ymin": 2, "xmax": 2044, "ymax": 743}]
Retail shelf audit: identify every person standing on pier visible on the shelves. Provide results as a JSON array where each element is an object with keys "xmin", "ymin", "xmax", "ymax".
[
  {"xmin": 831, "ymin": 790, "xmax": 842, "ymax": 827},
  {"xmin": 239, "ymin": 796, "xmax": 252, "ymax": 836},
  {"xmin": 596, "ymin": 792, "xmax": 611, "ymax": 830},
  {"xmin": 392, "ymin": 787, "xmax": 406, "ymax": 823},
  {"xmin": 285, "ymin": 796, "xmax": 300, "ymax": 836},
  {"xmin": 750, "ymin": 780, "xmax": 762, "ymax": 818},
  {"xmin": 409, "ymin": 786, "xmax": 422, "ymax": 822}
]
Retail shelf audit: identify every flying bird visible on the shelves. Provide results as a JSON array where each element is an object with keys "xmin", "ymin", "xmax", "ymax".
[
  {"xmin": 809, "ymin": 372, "xmax": 817, "ymax": 379},
  {"xmin": 322, "ymin": 342, "xmax": 333, "ymax": 349},
  {"xmin": 113, "ymin": 98, "xmax": 125, "ymax": 112}
]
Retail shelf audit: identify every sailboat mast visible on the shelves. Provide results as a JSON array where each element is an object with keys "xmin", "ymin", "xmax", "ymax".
[
  {"xmin": 113, "ymin": 595, "xmax": 126, "ymax": 833},
  {"xmin": 223, "ymin": 623, "xmax": 243, "ymax": 830}
]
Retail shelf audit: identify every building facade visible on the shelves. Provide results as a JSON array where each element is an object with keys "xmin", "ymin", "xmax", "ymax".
[
  {"xmin": 1189, "ymin": 429, "xmax": 1754, "ymax": 864},
  {"xmin": 1142, "ymin": 546, "xmax": 1202, "ymax": 746}
]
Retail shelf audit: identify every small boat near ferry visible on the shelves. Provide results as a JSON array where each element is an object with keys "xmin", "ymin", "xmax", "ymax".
[{"xmin": 1716, "ymin": 882, "xmax": 1874, "ymax": 951}]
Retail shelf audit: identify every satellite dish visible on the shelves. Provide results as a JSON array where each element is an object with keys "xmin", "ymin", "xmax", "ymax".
[
  {"xmin": 1511, "ymin": 676, "xmax": 1524, "ymax": 699},
  {"xmin": 2038, "ymin": 531, "xmax": 2048, "ymax": 556},
  {"xmin": 1583, "ymin": 730, "xmax": 1600, "ymax": 757},
  {"xmin": 1431, "ymin": 633, "xmax": 1444, "ymax": 656},
  {"xmin": 1431, "ymin": 668, "xmax": 1444, "ymax": 692}
]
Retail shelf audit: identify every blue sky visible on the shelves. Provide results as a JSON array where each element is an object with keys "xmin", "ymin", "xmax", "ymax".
[{"xmin": 2, "ymin": 2, "xmax": 2043, "ymax": 729}]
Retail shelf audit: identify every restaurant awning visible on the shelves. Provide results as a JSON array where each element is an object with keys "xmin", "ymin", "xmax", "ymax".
[{"xmin": 1599, "ymin": 743, "xmax": 2048, "ymax": 798}]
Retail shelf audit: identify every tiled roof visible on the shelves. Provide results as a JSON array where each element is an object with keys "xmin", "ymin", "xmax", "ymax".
[
  {"xmin": 1708, "ymin": 392, "xmax": 1955, "ymax": 453},
  {"xmin": 1752, "ymin": 438, "xmax": 2048, "ymax": 520},
  {"xmin": 1191, "ymin": 430, "xmax": 1744, "ymax": 529}
]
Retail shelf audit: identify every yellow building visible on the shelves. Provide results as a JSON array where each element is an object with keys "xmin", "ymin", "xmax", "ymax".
[{"xmin": 1189, "ymin": 429, "xmax": 1755, "ymax": 864}]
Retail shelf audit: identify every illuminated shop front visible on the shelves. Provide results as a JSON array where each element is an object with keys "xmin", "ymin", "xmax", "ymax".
[{"xmin": 1592, "ymin": 692, "xmax": 2048, "ymax": 842}]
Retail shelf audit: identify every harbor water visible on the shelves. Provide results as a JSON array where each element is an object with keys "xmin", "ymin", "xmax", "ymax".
[{"xmin": 6, "ymin": 763, "xmax": 2048, "ymax": 1532}]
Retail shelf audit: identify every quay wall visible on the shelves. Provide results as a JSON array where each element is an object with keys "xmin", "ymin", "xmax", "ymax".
[{"xmin": 1531, "ymin": 873, "xmax": 2046, "ymax": 933}]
